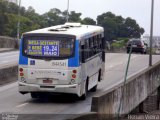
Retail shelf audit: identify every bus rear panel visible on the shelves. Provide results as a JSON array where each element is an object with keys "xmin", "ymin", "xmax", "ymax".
[{"xmin": 18, "ymin": 23, "xmax": 105, "ymax": 99}]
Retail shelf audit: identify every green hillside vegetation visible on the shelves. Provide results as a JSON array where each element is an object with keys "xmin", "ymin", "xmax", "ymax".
[{"xmin": 0, "ymin": 0, "xmax": 144, "ymax": 42}]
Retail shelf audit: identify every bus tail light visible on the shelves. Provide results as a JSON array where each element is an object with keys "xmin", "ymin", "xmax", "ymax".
[
  {"xmin": 72, "ymin": 74, "xmax": 76, "ymax": 79},
  {"xmin": 20, "ymin": 73, "xmax": 24, "ymax": 76},
  {"xmin": 72, "ymin": 70, "xmax": 77, "ymax": 74},
  {"xmin": 19, "ymin": 68, "xmax": 23, "ymax": 72},
  {"xmin": 138, "ymin": 44, "xmax": 144, "ymax": 48},
  {"xmin": 19, "ymin": 68, "xmax": 24, "ymax": 77}
]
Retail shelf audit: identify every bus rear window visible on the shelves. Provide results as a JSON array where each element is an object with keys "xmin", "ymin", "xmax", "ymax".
[{"xmin": 23, "ymin": 37, "xmax": 75, "ymax": 58}]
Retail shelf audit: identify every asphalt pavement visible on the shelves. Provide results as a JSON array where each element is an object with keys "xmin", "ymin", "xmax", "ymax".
[{"xmin": 0, "ymin": 53, "xmax": 160, "ymax": 120}]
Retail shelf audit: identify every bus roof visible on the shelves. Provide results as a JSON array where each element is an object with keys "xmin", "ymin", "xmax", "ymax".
[{"xmin": 23, "ymin": 23, "xmax": 104, "ymax": 39}]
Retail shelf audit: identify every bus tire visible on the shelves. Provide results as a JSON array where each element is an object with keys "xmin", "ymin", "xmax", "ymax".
[
  {"xmin": 30, "ymin": 92, "xmax": 38, "ymax": 99},
  {"xmin": 90, "ymin": 85, "xmax": 97, "ymax": 92},
  {"xmin": 98, "ymin": 70, "xmax": 101, "ymax": 82},
  {"xmin": 80, "ymin": 79, "xmax": 88, "ymax": 100}
]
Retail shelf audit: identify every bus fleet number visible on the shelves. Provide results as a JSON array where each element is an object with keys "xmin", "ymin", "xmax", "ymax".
[{"xmin": 52, "ymin": 62, "xmax": 66, "ymax": 67}]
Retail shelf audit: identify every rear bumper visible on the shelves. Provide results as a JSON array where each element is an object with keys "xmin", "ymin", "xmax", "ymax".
[
  {"xmin": 18, "ymin": 82, "xmax": 81, "ymax": 96},
  {"xmin": 127, "ymin": 47, "xmax": 145, "ymax": 52}
]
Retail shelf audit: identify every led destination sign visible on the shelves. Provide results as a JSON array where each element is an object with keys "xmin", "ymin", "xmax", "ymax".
[{"xmin": 27, "ymin": 40, "xmax": 59, "ymax": 56}]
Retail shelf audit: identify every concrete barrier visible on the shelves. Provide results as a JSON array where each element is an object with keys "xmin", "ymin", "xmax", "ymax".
[
  {"xmin": 91, "ymin": 61, "xmax": 160, "ymax": 117},
  {"xmin": 0, "ymin": 36, "xmax": 17, "ymax": 48},
  {"xmin": 0, "ymin": 66, "xmax": 18, "ymax": 85}
]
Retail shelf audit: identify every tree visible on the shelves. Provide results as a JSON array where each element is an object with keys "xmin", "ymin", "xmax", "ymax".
[
  {"xmin": 81, "ymin": 17, "xmax": 96, "ymax": 25},
  {"xmin": 24, "ymin": 6, "xmax": 45, "ymax": 28},
  {"xmin": 4, "ymin": 13, "xmax": 40, "ymax": 37},
  {"xmin": 42, "ymin": 8, "xmax": 65, "ymax": 27},
  {"xmin": 69, "ymin": 11, "xmax": 81, "ymax": 22},
  {"xmin": 97, "ymin": 12, "xmax": 118, "ymax": 41},
  {"xmin": 0, "ymin": 0, "xmax": 8, "ymax": 35},
  {"xmin": 97, "ymin": 12, "xmax": 145, "ymax": 41},
  {"xmin": 0, "ymin": 1, "xmax": 145, "ymax": 40},
  {"xmin": 124, "ymin": 17, "xmax": 144, "ymax": 38},
  {"xmin": 19, "ymin": 16, "xmax": 40, "ymax": 35}
]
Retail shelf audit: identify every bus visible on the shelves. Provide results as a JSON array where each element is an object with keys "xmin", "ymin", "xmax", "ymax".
[{"xmin": 18, "ymin": 23, "xmax": 105, "ymax": 100}]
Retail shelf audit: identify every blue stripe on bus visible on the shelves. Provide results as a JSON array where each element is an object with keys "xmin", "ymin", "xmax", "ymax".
[
  {"xmin": 19, "ymin": 38, "xmax": 28, "ymax": 65},
  {"xmin": 68, "ymin": 40, "xmax": 79, "ymax": 67}
]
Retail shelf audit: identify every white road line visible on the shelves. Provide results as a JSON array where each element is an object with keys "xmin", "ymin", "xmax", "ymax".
[
  {"xmin": 107, "ymin": 62, "xmax": 126, "ymax": 69},
  {"xmin": 16, "ymin": 103, "xmax": 28, "ymax": 108},
  {"xmin": 109, "ymin": 65, "xmax": 113, "ymax": 68},
  {"xmin": 132, "ymin": 56, "xmax": 137, "ymax": 58}
]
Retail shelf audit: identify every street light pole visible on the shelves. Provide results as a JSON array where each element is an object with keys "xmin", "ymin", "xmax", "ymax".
[
  {"xmin": 149, "ymin": 0, "xmax": 154, "ymax": 66},
  {"xmin": 17, "ymin": 0, "xmax": 21, "ymax": 41},
  {"xmin": 66, "ymin": 0, "xmax": 69, "ymax": 22}
]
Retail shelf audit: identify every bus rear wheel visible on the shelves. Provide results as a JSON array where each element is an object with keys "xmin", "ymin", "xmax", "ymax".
[
  {"xmin": 90, "ymin": 85, "xmax": 97, "ymax": 92},
  {"xmin": 31, "ymin": 92, "xmax": 38, "ymax": 99}
]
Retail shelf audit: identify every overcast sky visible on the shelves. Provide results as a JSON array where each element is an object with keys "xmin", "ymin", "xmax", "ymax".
[{"xmin": 21, "ymin": 0, "xmax": 160, "ymax": 36}]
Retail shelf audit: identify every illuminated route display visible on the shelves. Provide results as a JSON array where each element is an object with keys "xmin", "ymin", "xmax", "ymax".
[{"xmin": 27, "ymin": 40, "xmax": 59, "ymax": 56}]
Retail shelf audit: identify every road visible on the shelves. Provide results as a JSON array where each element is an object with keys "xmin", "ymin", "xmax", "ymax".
[
  {"xmin": 0, "ymin": 52, "xmax": 160, "ymax": 120},
  {"xmin": 0, "ymin": 51, "xmax": 19, "ymax": 68}
]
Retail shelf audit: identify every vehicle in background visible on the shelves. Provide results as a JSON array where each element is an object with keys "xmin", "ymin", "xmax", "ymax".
[
  {"xmin": 18, "ymin": 23, "xmax": 105, "ymax": 100},
  {"xmin": 126, "ymin": 39, "xmax": 147, "ymax": 54}
]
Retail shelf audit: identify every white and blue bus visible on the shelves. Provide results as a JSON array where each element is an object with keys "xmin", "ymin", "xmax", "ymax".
[{"xmin": 18, "ymin": 23, "xmax": 105, "ymax": 100}]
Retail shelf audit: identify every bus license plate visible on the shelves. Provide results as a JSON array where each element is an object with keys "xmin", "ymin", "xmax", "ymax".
[
  {"xmin": 132, "ymin": 45, "xmax": 137, "ymax": 47},
  {"xmin": 43, "ymin": 79, "xmax": 53, "ymax": 84}
]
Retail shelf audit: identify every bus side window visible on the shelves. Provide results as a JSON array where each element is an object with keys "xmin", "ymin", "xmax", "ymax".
[
  {"xmin": 94, "ymin": 35, "xmax": 98, "ymax": 54},
  {"xmin": 84, "ymin": 39, "xmax": 89, "ymax": 59},
  {"xmin": 98, "ymin": 34, "xmax": 102, "ymax": 52},
  {"xmin": 93, "ymin": 36, "xmax": 96, "ymax": 54},
  {"xmin": 79, "ymin": 42, "xmax": 81, "ymax": 64},
  {"xmin": 97, "ymin": 35, "xmax": 101, "ymax": 53},
  {"xmin": 89, "ymin": 37, "xmax": 94, "ymax": 57},
  {"xmin": 81, "ymin": 45, "xmax": 85, "ymax": 63},
  {"xmin": 102, "ymin": 37, "xmax": 105, "ymax": 62}
]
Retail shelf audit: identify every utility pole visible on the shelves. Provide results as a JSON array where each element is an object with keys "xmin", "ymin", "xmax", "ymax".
[
  {"xmin": 66, "ymin": 0, "xmax": 69, "ymax": 22},
  {"xmin": 17, "ymin": 0, "xmax": 21, "ymax": 41},
  {"xmin": 149, "ymin": 0, "xmax": 154, "ymax": 66}
]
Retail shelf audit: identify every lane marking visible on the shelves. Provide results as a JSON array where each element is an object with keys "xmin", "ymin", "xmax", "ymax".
[
  {"xmin": 132, "ymin": 56, "xmax": 137, "ymax": 58},
  {"xmin": 109, "ymin": 65, "xmax": 113, "ymax": 68},
  {"xmin": 16, "ymin": 103, "xmax": 28, "ymax": 108}
]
